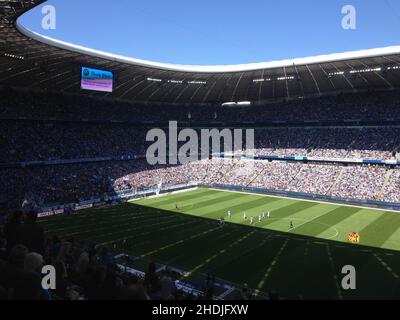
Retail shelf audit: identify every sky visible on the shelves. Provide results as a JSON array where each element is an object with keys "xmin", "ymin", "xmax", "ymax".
[{"xmin": 18, "ymin": 0, "xmax": 400, "ymax": 66}]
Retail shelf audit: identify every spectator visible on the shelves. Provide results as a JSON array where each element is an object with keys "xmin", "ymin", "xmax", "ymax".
[
  {"xmin": 24, "ymin": 252, "xmax": 44, "ymax": 274},
  {"xmin": 4, "ymin": 211, "xmax": 22, "ymax": 253},
  {"xmin": 53, "ymin": 260, "xmax": 69, "ymax": 299},
  {"xmin": 17, "ymin": 211, "xmax": 45, "ymax": 255}
]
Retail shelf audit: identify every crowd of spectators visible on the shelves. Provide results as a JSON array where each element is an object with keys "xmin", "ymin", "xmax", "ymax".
[
  {"xmin": 130, "ymin": 158, "xmax": 396, "ymax": 202},
  {"xmin": 1, "ymin": 157, "xmax": 397, "ymax": 215},
  {"xmin": 0, "ymin": 161, "xmax": 177, "ymax": 212},
  {"xmin": 2, "ymin": 121, "xmax": 400, "ymax": 163},
  {"xmin": 2, "ymin": 86, "xmax": 400, "ymax": 123},
  {"xmin": 286, "ymin": 164, "xmax": 342, "ymax": 195},
  {"xmin": 252, "ymin": 127, "xmax": 400, "ymax": 160},
  {"xmin": 2, "ymin": 87, "xmax": 400, "ymax": 164},
  {"xmin": 330, "ymin": 165, "xmax": 388, "ymax": 200},
  {"xmin": 383, "ymin": 170, "xmax": 400, "ymax": 202},
  {"xmin": 0, "ymin": 120, "xmax": 147, "ymax": 162}
]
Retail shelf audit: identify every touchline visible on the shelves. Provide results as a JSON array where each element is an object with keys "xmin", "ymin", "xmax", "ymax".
[{"xmin": 146, "ymin": 121, "xmax": 254, "ymax": 165}]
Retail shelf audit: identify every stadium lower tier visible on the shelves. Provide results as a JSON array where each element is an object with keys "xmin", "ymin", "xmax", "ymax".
[{"xmin": 1, "ymin": 158, "xmax": 399, "ymax": 212}]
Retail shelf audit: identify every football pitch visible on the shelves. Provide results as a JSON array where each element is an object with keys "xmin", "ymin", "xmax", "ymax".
[{"xmin": 40, "ymin": 187, "xmax": 400, "ymax": 299}]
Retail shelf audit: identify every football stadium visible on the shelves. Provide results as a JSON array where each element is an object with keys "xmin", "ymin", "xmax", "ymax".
[{"xmin": 1, "ymin": 0, "xmax": 400, "ymax": 303}]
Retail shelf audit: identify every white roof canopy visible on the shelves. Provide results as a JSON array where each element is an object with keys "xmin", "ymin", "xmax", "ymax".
[{"xmin": 16, "ymin": 18, "xmax": 400, "ymax": 74}]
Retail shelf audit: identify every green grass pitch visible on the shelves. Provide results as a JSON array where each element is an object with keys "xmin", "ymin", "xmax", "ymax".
[{"xmin": 40, "ymin": 187, "xmax": 400, "ymax": 299}]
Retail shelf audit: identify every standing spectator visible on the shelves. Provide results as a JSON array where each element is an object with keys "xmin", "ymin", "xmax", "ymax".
[
  {"xmin": 23, "ymin": 252, "xmax": 52, "ymax": 300},
  {"xmin": 17, "ymin": 211, "xmax": 45, "ymax": 255},
  {"xmin": 4, "ymin": 211, "xmax": 22, "ymax": 253}
]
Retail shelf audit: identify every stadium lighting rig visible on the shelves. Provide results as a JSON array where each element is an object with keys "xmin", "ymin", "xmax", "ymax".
[
  {"xmin": 146, "ymin": 77, "xmax": 207, "ymax": 86},
  {"xmin": 252, "ymin": 75, "xmax": 297, "ymax": 82},
  {"xmin": 349, "ymin": 67, "xmax": 382, "ymax": 74},
  {"xmin": 221, "ymin": 101, "xmax": 252, "ymax": 107},
  {"xmin": 187, "ymin": 80, "xmax": 207, "ymax": 85},
  {"xmin": 253, "ymin": 78, "xmax": 272, "ymax": 83},
  {"xmin": 146, "ymin": 77, "xmax": 162, "ymax": 82},
  {"xmin": 277, "ymin": 75, "xmax": 295, "ymax": 81},
  {"xmin": 328, "ymin": 71, "xmax": 345, "ymax": 76},
  {"xmin": 167, "ymin": 79, "xmax": 184, "ymax": 84},
  {"xmin": 3, "ymin": 52, "xmax": 24, "ymax": 60},
  {"xmin": 328, "ymin": 65, "xmax": 400, "ymax": 77}
]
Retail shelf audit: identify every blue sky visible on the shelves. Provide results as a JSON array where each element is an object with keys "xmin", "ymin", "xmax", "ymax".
[{"xmin": 19, "ymin": 0, "xmax": 400, "ymax": 65}]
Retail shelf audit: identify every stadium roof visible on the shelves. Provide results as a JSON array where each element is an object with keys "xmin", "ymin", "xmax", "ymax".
[{"xmin": 1, "ymin": 0, "xmax": 400, "ymax": 105}]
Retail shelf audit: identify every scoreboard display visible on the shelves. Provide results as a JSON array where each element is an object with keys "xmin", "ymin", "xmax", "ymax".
[{"xmin": 80, "ymin": 66, "xmax": 114, "ymax": 92}]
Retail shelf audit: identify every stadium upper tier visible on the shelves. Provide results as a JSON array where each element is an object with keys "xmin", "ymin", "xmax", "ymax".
[{"xmin": 1, "ymin": 0, "xmax": 400, "ymax": 104}]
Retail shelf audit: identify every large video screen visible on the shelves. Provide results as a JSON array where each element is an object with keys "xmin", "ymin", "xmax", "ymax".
[{"xmin": 80, "ymin": 66, "xmax": 113, "ymax": 92}]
